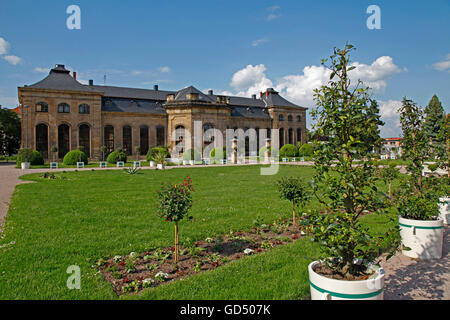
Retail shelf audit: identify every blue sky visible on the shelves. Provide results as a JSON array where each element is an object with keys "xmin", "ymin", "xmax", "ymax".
[{"xmin": 0, "ymin": 0, "xmax": 449, "ymax": 137}]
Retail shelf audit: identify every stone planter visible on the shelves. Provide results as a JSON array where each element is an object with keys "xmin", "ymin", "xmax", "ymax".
[
  {"xmin": 149, "ymin": 161, "xmax": 156, "ymax": 167},
  {"xmin": 399, "ymin": 216, "xmax": 444, "ymax": 260},
  {"xmin": 308, "ymin": 261, "xmax": 385, "ymax": 300},
  {"xmin": 439, "ymin": 197, "xmax": 450, "ymax": 225},
  {"xmin": 21, "ymin": 162, "xmax": 30, "ymax": 170},
  {"xmin": 157, "ymin": 163, "xmax": 165, "ymax": 170},
  {"xmin": 189, "ymin": 160, "xmax": 195, "ymax": 166},
  {"xmin": 182, "ymin": 160, "xmax": 188, "ymax": 166}
]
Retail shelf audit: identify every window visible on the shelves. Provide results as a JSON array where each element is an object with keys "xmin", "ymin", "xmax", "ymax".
[
  {"xmin": 288, "ymin": 128, "xmax": 293, "ymax": 144},
  {"xmin": 156, "ymin": 126, "xmax": 165, "ymax": 147},
  {"xmin": 140, "ymin": 126, "xmax": 149, "ymax": 155},
  {"xmin": 123, "ymin": 126, "xmax": 132, "ymax": 156},
  {"xmin": 36, "ymin": 102, "xmax": 48, "ymax": 113},
  {"xmin": 279, "ymin": 128, "xmax": 284, "ymax": 147},
  {"xmin": 58, "ymin": 103, "xmax": 70, "ymax": 113},
  {"xmin": 104, "ymin": 126, "xmax": 114, "ymax": 154},
  {"xmin": 58, "ymin": 124, "xmax": 70, "ymax": 158},
  {"xmin": 79, "ymin": 124, "xmax": 90, "ymax": 157},
  {"xmin": 79, "ymin": 104, "xmax": 90, "ymax": 114},
  {"xmin": 288, "ymin": 115, "xmax": 293, "ymax": 122},
  {"xmin": 36, "ymin": 124, "xmax": 48, "ymax": 159},
  {"xmin": 296, "ymin": 115, "xmax": 302, "ymax": 122},
  {"xmin": 278, "ymin": 114, "xmax": 284, "ymax": 121},
  {"xmin": 297, "ymin": 128, "xmax": 302, "ymax": 144}
]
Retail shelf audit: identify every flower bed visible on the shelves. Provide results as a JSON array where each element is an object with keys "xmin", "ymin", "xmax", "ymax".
[{"xmin": 97, "ymin": 218, "xmax": 308, "ymax": 295}]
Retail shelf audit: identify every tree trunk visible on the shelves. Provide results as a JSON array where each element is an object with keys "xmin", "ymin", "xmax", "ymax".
[
  {"xmin": 174, "ymin": 221, "xmax": 179, "ymax": 263},
  {"xmin": 292, "ymin": 202, "xmax": 296, "ymax": 227}
]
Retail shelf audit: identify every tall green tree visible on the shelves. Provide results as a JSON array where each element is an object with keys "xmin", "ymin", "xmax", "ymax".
[
  {"xmin": 0, "ymin": 107, "xmax": 21, "ymax": 156},
  {"xmin": 424, "ymin": 95, "xmax": 446, "ymax": 146}
]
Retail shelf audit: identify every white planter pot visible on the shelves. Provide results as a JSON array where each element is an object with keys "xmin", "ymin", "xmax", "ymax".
[
  {"xmin": 189, "ymin": 160, "xmax": 195, "ymax": 166},
  {"xmin": 157, "ymin": 164, "xmax": 165, "ymax": 170},
  {"xmin": 21, "ymin": 162, "xmax": 30, "ymax": 170},
  {"xmin": 399, "ymin": 216, "xmax": 444, "ymax": 259},
  {"xmin": 182, "ymin": 160, "xmax": 188, "ymax": 166},
  {"xmin": 149, "ymin": 161, "xmax": 156, "ymax": 167},
  {"xmin": 308, "ymin": 261, "xmax": 384, "ymax": 300},
  {"xmin": 439, "ymin": 197, "xmax": 450, "ymax": 225}
]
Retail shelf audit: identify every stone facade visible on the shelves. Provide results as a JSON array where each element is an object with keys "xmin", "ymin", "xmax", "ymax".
[{"xmin": 18, "ymin": 65, "xmax": 307, "ymax": 160}]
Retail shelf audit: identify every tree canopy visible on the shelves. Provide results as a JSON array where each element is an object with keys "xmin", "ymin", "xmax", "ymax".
[{"xmin": 0, "ymin": 107, "xmax": 21, "ymax": 156}]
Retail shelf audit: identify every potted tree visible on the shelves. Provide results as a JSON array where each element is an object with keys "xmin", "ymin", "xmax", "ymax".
[
  {"xmin": 305, "ymin": 44, "xmax": 395, "ymax": 300},
  {"xmin": 276, "ymin": 177, "xmax": 310, "ymax": 227},
  {"xmin": 153, "ymin": 150, "xmax": 166, "ymax": 170},
  {"xmin": 396, "ymin": 98, "xmax": 444, "ymax": 259},
  {"xmin": 18, "ymin": 148, "xmax": 33, "ymax": 169},
  {"xmin": 50, "ymin": 145, "xmax": 58, "ymax": 169},
  {"xmin": 156, "ymin": 177, "xmax": 194, "ymax": 262},
  {"xmin": 379, "ymin": 163, "xmax": 400, "ymax": 199},
  {"xmin": 100, "ymin": 145, "xmax": 108, "ymax": 168}
]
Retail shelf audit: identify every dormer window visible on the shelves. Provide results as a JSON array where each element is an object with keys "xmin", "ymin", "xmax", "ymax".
[
  {"xmin": 36, "ymin": 102, "xmax": 48, "ymax": 112},
  {"xmin": 278, "ymin": 114, "xmax": 284, "ymax": 121},
  {"xmin": 288, "ymin": 115, "xmax": 293, "ymax": 122},
  {"xmin": 79, "ymin": 104, "xmax": 90, "ymax": 114},
  {"xmin": 58, "ymin": 103, "xmax": 70, "ymax": 113},
  {"xmin": 296, "ymin": 115, "xmax": 302, "ymax": 122}
]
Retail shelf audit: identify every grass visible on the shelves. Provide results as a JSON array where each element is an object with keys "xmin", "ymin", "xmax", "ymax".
[{"xmin": 0, "ymin": 165, "xmax": 393, "ymax": 299}]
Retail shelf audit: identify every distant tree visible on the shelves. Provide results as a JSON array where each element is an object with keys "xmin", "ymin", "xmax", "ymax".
[
  {"xmin": 0, "ymin": 107, "xmax": 21, "ymax": 156},
  {"xmin": 424, "ymin": 95, "xmax": 446, "ymax": 153}
]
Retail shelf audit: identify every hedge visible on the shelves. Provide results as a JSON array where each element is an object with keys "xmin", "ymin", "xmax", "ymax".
[
  {"xmin": 63, "ymin": 150, "xmax": 88, "ymax": 165},
  {"xmin": 298, "ymin": 143, "xmax": 314, "ymax": 157},
  {"xmin": 210, "ymin": 147, "xmax": 227, "ymax": 160},
  {"xmin": 183, "ymin": 149, "xmax": 202, "ymax": 161}
]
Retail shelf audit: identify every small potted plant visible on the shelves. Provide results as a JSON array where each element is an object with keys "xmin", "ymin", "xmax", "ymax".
[
  {"xmin": 18, "ymin": 148, "xmax": 33, "ymax": 169},
  {"xmin": 156, "ymin": 176, "xmax": 194, "ymax": 262},
  {"xmin": 135, "ymin": 146, "xmax": 141, "ymax": 161},
  {"xmin": 305, "ymin": 44, "xmax": 396, "ymax": 300},
  {"xmin": 153, "ymin": 150, "xmax": 166, "ymax": 170},
  {"xmin": 276, "ymin": 177, "xmax": 310, "ymax": 227},
  {"xmin": 100, "ymin": 145, "xmax": 107, "ymax": 161},
  {"xmin": 396, "ymin": 98, "xmax": 444, "ymax": 259}
]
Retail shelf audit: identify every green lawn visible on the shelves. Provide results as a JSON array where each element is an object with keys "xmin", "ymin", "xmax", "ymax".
[{"xmin": 0, "ymin": 165, "xmax": 392, "ymax": 299}]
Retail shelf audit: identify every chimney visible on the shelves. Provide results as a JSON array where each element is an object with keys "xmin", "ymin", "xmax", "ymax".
[
  {"xmin": 252, "ymin": 94, "xmax": 256, "ymax": 100},
  {"xmin": 73, "ymin": 72, "xmax": 77, "ymax": 80},
  {"xmin": 266, "ymin": 89, "xmax": 269, "ymax": 97},
  {"xmin": 208, "ymin": 90, "xmax": 213, "ymax": 95},
  {"xmin": 260, "ymin": 92, "xmax": 263, "ymax": 98},
  {"xmin": 89, "ymin": 80, "xmax": 94, "ymax": 86},
  {"xmin": 154, "ymin": 85, "xmax": 159, "ymax": 91}
]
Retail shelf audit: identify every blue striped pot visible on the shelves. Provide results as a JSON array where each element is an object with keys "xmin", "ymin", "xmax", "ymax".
[{"xmin": 308, "ymin": 261, "xmax": 384, "ymax": 300}]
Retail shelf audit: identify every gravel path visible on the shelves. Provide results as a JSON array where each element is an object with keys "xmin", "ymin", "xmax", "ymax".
[{"xmin": 0, "ymin": 162, "xmax": 446, "ymax": 299}]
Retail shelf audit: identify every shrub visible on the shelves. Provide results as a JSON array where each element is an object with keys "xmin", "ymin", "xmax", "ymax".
[
  {"xmin": 279, "ymin": 144, "xmax": 298, "ymax": 157},
  {"xmin": 298, "ymin": 143, "xmax": 314, "ymax": 157},
  {"xmin": 183, "ymin": 149, "xmax": 201, "ymax": 161},
  {"xmin": 63, "ymin": 150, "xmax": 88, "ymax": 165},
  {"xmin": 146, "ymin": 147, "xmax": 169, "ymax": 162},
  {"xmin": 16, "ymin": 149, "xmax": 44, "ymax": 167},
  {"xmin": 276, "ymin": 177, "xmax": 311, "ymax": 226},
  {"xmin": 210, "ymin": 147, "xmax": 226, "ymax": 160},
  {"xmin": 258, "ymin": 146, "xmax": 275, "ymax": 159},
  {"xmin": 107, "ymin": 149, "xmax": 127, "ymax": 164}
]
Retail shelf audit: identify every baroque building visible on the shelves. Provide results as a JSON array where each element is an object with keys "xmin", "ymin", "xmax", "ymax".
[{"xmin": 18, "ymin": 65, "xmax": 307, "ymax": 160}]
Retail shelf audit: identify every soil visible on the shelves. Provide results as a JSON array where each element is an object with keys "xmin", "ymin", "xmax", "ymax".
[
  {"xmin": 313, "ymin": 263, "xmax": 371, "ymax": 281},
  {"xmin": 98, "ymin": 220, "xmax": 308, "ymax": 296}
]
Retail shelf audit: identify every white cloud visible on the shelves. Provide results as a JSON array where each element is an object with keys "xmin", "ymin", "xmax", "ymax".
[
  {"xmin": 251, "ymin": 38, "xmax": 269, "ymax": 47},
  {"xmin": 267, "ymin": 5, "xmax": 280, "ymax": 11},
  {"xmin": 267, "ymin": 13, "xmax": 281, "ymax": 21},
  {"xmin": 432, "ymin": 54, "xmax": 450, "ymax": 72},
  {"xmin": 131, "ymin": 70, "xmax": 143, "ymax": 76},
  {"xmin": 230, "ymin": 64, "xmax": 273, "ymax": 97},
  {"xmin": 2, "ymin": 55, "xmax": 21, "ymax": 65},
  {"xmin": 266, "ymin": 5, "xmax": 281, "ymax": 20},
  {"xmin": 378, "ymin": 100, "xmax": 403, "ymax": 137},
  {"xmin": 34, "ymin": 67, "xmax": 50, "ymax": 73},
  {"xmin": 158, "ymin": 66, "xmax": 171, "ymax": 73},
  {"xmin": 0, "ymin": 37, "xmax": 10, "ymax": 55}
]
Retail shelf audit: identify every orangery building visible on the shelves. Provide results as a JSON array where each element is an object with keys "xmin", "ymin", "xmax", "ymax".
[{"xmin": 18, "ymin": 64, "xmax": 307, "ymax": 160}]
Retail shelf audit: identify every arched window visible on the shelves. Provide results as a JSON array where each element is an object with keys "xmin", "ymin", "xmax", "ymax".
[
  {"xmin": 123, "ymin": 126, "xmax": 132, "ymax": 156},
  {"xmin": 58, "ymin": 124, "xmax": 70, "ymax": 158},
  {"xmin": 297, "ymin": 128, "xmax": 302, "ymax": 144},
  {"xmin": 156, "ymin": 126, "xmax": 165, "ymax": 147},
  {"xmin": 58, "ymin": 103, "xmax": 70, "ymax": 113},
  {"xmin": 79, "ymin": 124, "xmax": 90, "ymax": 157},
  {"xmin": 36, "ymin": 102, "xmax": 48, "ymax": 113},
  {"xmin": 79, "ymin": 104, "xmax": 90, "ymax": 114},
  {"xmin": 35, "ymin": 124, "xmax": 48, "ymax": 159},
  {"xmin": 288, "ymin": 128, "xmax": 293, "ymax": 145},
  {"xmin": 278, "ymin": 114, "xmax": 284, "ymax": 121},
  {"xmin": 175, "ymin": 125, "xmax": 185, "ymax": 156},
  {"xmin": 203, "ymin": 123, "xmax": 214, "ymax": 145},
  {"xmin": 104, "ymin": 126, "xmax": 114, "ymax": 154},
  {"xmin": 296, "ymin": 115, "xmax": 302, "ymax": 122},
  {"xmin": 279, "ymin": 128, "xmax": 284, "ymax": 147},
  {"xmin": 288, "ymin": 115, "xmax": 293, "ymax": 122},
  {"xmin": 256, "ymin": 127, "xmax": 260, "ymax": 149},
  {"xmin": 140, "ymin": 126, "xmax": 149, "ymax": 155}
]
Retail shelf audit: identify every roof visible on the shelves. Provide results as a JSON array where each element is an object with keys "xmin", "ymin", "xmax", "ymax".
[
  {"xmin": 21, "ymin": 65, "xmax": 307, "ymax": 114},
  {"xmin": 11, "ymin": 105, "xmax": 21, "ymax": 115},
  {"xmin": 384, "ymin": 137, "xmax": 402, "ymax": 141}
]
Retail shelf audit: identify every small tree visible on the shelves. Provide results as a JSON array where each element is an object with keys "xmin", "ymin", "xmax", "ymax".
[
  {"xmin": 135, "ymin": 146, "xmax": 141, "ymax": 160},
  {"xmin": 276, "ymin": 177, "xmax": 310, "ymax": 226},
  {"xmin": 100, "ymin": 145, "xmax": 107, "ymax": 161},
  {"xmin": 156, "ymin": 177, "xmax": 194, "ymax": 263},
  {"xmin": 306, "ymin": 44, "xmax": 391, "ymax": 278},
  {"xmin": 380, "ymin": 163, "xmax": 400, "ymax": 198},
  {"xmin": 50, "ymin": 145, "xmax": 58, "ymax": 162}
]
